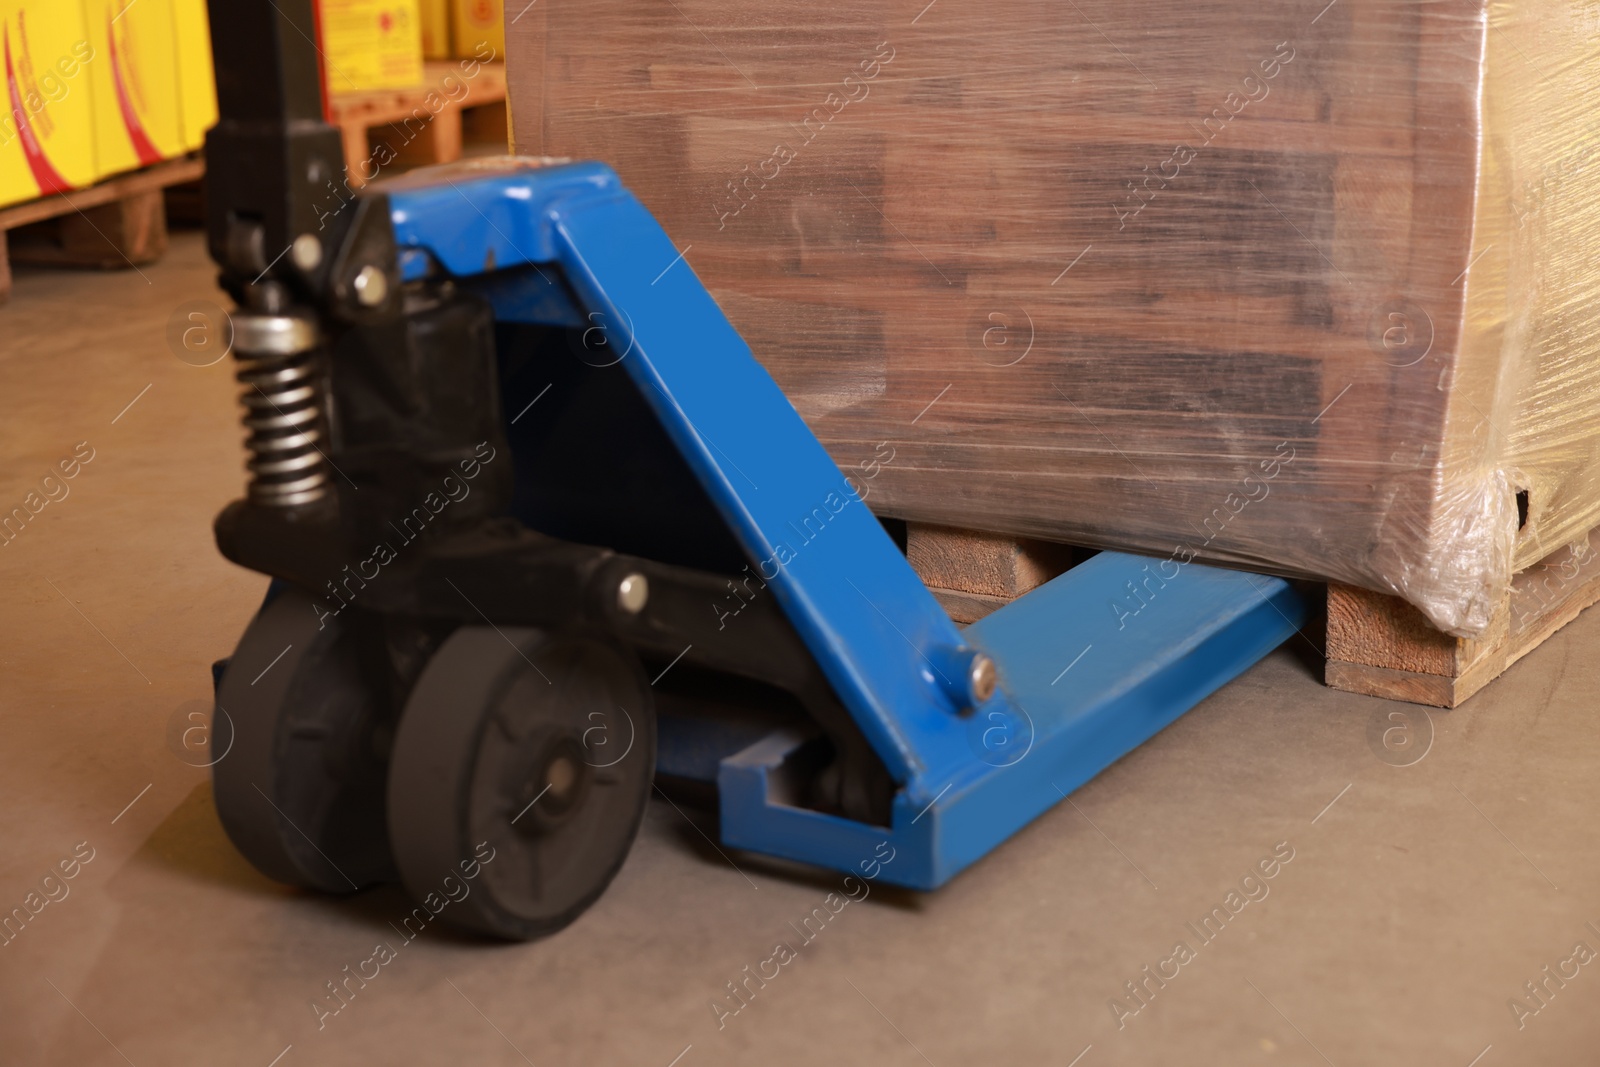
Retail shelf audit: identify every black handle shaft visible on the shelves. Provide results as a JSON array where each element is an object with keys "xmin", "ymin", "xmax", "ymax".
[
  {"xmin": 206, "ymin": 0, "xmax": 326, "ymax": 125},
  {"xmin": 203, "ymin": 0, "xmax": 348, "ymax": 290}
]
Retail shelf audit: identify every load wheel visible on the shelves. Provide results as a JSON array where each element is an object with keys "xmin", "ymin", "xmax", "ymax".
[
  {"xmin": 213, "ymin": 586, "xmax": 406, "ymax": 892},
  {"xmin": 386, "ymin": 627, "xmax": 655, "ymax": 940}
]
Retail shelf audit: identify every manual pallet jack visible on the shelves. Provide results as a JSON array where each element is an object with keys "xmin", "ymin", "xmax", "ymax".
[{"xmin": 203, "ymin": 0, "xmax": 1305, "ymax": 939}]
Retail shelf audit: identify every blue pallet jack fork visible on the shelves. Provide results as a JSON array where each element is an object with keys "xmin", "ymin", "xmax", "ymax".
[{"xmin": 202, "ymin": 1, "xmax": 1303, "ymax": 938}]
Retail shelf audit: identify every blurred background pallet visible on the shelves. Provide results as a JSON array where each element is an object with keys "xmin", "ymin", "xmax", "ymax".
[
  {"xmin": 0, "ymin": 156, "xmax": 205, "ymax": 306},
  {"xmin": 329, "ymin": 59, "xmax": 510, "ymax": 186}
]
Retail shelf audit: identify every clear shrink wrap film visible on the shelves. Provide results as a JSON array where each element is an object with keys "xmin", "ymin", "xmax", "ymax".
[{"xmin": 506, "ymin": 0, "xmax": 1600, "ymax": 637}]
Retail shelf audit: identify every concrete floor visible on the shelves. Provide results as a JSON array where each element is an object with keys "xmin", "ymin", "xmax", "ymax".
[{"xmin": 3, "ymin": 233, "xmax": 1599, "ymax": 1066}]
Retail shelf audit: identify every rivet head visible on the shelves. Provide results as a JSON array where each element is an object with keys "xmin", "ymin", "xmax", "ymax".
[
  {"xmin": 291, "ymin": 233, "xmax": 322, "ymax": 272},
  {"xmin": 969, "ymin": 655, "xmax": 997, "ymax": 704},
  {"xmin": 353, "ymin": 265, "xmax": 388, "ymax": 307},
  {"xmin": 617, "ymin": 573, "xmax": 649, "ymax": 615}
]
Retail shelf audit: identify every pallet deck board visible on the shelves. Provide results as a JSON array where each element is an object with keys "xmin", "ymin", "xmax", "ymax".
[
  {"xmin": 0, "ymin": 156, "xmax": 204, "ymax": 304},
  {"xmin": 0, "ymin": 157, "xmax": 204, "ymax": 232}
]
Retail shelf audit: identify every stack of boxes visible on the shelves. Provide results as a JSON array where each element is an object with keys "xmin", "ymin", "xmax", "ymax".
[
  {"xmin": 421, "ymin": 0, "xmax": 503, "ymax": 61},
  {"xmin": 1, "ymin": 0, "xmax": 504, "ymax": 211},
  {"xmin": 513, "ymin": 0, "xmax": 1600, "ymax": 636},
  {"xmin": 0, "ymin": 0, "xmax": 216, "ymax": 209},
  {"xmin": 317, "ymin": 0, "xmax": 502, "ymax": 94}
]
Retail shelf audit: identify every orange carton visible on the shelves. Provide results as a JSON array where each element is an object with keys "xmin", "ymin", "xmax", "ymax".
[
  {"xmin": 83, "ymin": 0, "xmax": 187, "ymax": 178},
  {"xmin": 0, "ymin": 1, "xmax": 97, "ymax": 208},
  {"xmin": 419, "ymin": 0, "xmax": 450, "ymax": 59},
  {"xmin": 450, "ymin": 0, "xmax": 501, "ymax": 59}
]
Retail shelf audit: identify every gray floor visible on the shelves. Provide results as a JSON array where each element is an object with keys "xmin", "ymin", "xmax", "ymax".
[{"xmin": 2, "ymin": 234, "xmax": 1597, "ymax": 1066}]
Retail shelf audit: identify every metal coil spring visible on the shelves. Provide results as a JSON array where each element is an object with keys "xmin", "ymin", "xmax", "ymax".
[{"xmin": 233, "ymin": 314, "xmax": 330, "ymax": 508}]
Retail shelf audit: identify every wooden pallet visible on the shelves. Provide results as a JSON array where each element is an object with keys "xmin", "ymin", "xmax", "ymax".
[
  {"xmin": 330, "ymin": 60, "xmax": 509, "ymax": 187},
  {"xmin": 908, "ymin": 521, "xmax": 1600, "ymax": 708},
  {"xmin": 0, "ymin": 156, "xmax": 204, "ymax": 305},
  {"xmin": 1326, "ymin": 527, "xmax": 1600, "ymax": 707}
]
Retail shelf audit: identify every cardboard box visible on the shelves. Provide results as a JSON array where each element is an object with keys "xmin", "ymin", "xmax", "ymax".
[
  {"xmin": 419, "ymin": 0, "xmax": 451, "ymax": 59},
  {"xmin": 83, "ymin": 0, "xmax": 186, "ymax": 179},
  {"xmin": 450, "ymin": 0, "xmax": 502, "ymax": 59},
  {"xmin": 510, "ymin": 0, "xmax": 1600, "ymax": 637},
  {"xmin": 171, "ymin": 0, "xmax": 216, "ymax": 152},
  {"xmin": 318, "ymin": 0, "xmax": 423, "ymax": 93},
  {"xmin": 0, "ymin": 0, "xmax": 97, "ymax": 208}
]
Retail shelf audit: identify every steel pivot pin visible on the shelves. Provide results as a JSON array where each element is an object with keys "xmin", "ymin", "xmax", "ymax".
[
  {"xmin": 969, "ymin": 654, "xmax": 998, "ymax": 704},
  {"xmin": 291, "ymin": 233, "xmax": 322, "ymax": 272},
  {"xmin": 617, "ymin": 573, "xmax": 649, "ymax": 614},
  {"xmin": 353, "ymin": 265, "xmax": 387, "ymax": 306}
]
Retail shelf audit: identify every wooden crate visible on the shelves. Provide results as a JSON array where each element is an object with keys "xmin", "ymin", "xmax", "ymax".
[
  {"xmin": 330, "ymin": 60, "xmax": 509, "ymax": 187},
  {"xmin": 0, "ymin": 156, "xmax": 204, "ymax": 305}
]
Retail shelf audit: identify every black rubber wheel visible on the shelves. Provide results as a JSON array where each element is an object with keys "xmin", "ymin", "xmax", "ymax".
[
  {"xmin": 386, "ymin": 627, "xmax": 655, "ymax": 940},
  {"xmin": 213, "ymin": 587, "xmax": 405, "ymax": 892}
]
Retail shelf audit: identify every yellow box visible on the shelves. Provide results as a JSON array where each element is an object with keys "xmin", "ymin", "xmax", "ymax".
[
  {"xmin": 419, "ymin": 0, "xmax": 450, "ymax": 59},
  {"xmin": 83, "ymin": 0, "xmax": 187, "ymax": 179},
  {"xmin": 0, "ymin": 1, "xmax": 98, "ymax": 208},
  {"xmin": 318, "ymin": 0, "xmax": 423, "ymax": 94},
  {"xmin": 450, "ymin": 0, "xmax": 502, "ymax": 60},
  {"xmin": 171, "ymin": 0, "xmax": 216, "ymax": 152}
]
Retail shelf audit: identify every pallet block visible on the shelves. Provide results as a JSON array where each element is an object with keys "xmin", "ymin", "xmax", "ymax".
[
  {"xmin": 0, "ymin": 156, "xmax": 204, "ymax": 304},
  {"xmin": 1326, "ymin": 528, "xmax": 1600, "ymax": 707},
  {"xmin": 906, "ymin": 523, "xmax": 1075, "ymax": 624}
]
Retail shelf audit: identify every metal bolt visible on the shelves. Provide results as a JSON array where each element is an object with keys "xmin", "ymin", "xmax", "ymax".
[
  {"xmin": 969, "ymin": 654, "xmax": 997, "ymax": 704},
  {"xmin": 291, "ymin": 233, "xmax": 322, "ymax": 272},
  {"xmin": 353, "ymin": 265, "xmax": 388, "ymax": 307},
  {"xmin": 617, "ymin": 573, "xmax": 649, "ymax": 615}
]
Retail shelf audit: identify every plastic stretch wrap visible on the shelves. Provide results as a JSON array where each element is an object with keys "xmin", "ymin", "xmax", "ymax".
[{"xmin": 507, "ymin": 0, "xmax": 1600, "ymax": 637}]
